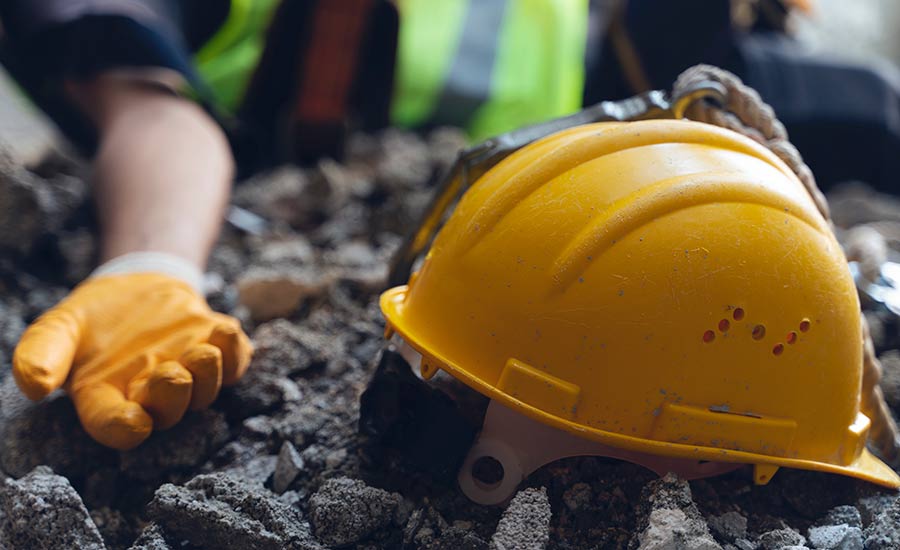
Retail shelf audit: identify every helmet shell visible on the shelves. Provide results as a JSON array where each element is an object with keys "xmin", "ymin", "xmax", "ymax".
[{"xmin": 381, "ymin": 119, "xmax": 900, "ymax": 487}]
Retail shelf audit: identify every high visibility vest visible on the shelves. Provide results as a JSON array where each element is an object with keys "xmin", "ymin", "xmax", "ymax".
[
  {"xmin": 194, "ymin": 0, "xmax": 588, "ymax": 140},
  {"xmin": 194, "ymin": 0, "xmax": 281, "ymax": 113},
  {"xmin": 391, "ymin": 0, "xmax": 589, "ymax": 140}
]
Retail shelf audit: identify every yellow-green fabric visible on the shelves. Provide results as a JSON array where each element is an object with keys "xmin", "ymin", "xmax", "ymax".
[
  {"xmin": 391, "ymin": 0, "xmax": 589, "ymax": 141},
  {"xmin": 193, "ymin": 0, "xmax": 280, "ymax": 114},
  {"xmin": 192, "ymin": 0, "xmax": 588, "ymax": 136},
  {"xmin": 391, "ymin": 0, "xmax": 471, "ymax": 130}
]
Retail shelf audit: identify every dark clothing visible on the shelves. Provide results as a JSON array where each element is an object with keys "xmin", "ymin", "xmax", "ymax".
[
  {"xmin": 583, "ymin": 0, "xmax": 900, "ymax": 193},
  {"xmin": 3, "ymin": 0, "xmax": 900, "ymax": 193}
]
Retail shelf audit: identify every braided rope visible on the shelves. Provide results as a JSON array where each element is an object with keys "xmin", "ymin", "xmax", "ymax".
[
  {"xmin": 672, "ymin": 65, "xmax": 900, "ymax": 463},
  {"xmin": 673, "ymin": 65, "xmax": 831, "ymax": 221}
]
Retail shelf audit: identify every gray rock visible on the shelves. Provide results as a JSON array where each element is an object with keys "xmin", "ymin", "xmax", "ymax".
[
  {"xmin": 807, "ymin": 525, "xmax": 863, "ymax": 549},
  {"xmin": 490, "ymin": 487, "xmax": 552, "ymax": 550},
  {"xmin": 759, "ymin": 528, "xmax": 806, "ymax": 550},
  {"xmin": 219, "ymin": 369, "xmax": 303, "ymax": 420},
  {"xmin": 818, "ymin": 506, "xmax": 862, "ymax": 529},
  {"xmin": 119, "ymin": 410, "xmax": 230, "ymax": 481},
  {"xmin": 257, "ymin": 236, "xmax": 316, "ymax": 267},
  {"xmin": 273, "ymin": 441, "xmax": 304, "ymax": 494},
  {"xmin": 0, "ymin": 466, "xmax": 106, "ymax": 549},
  {"xmin": 879, "ymin": 351, "xmax": 900, "ymax": 410},
  {"xmin": 221, "ymin": 454, "xmax": 278, "ymax": 487},
  {"xmin": 127, "ymin": 524, "xmax": 173, "ymax": 550},
  {"xmin": 308, "ymin": 477, "xmax": 402, "ymax": 547},
  {"xmin": 251, "ymin": 319, "xmax": 330, "ymax": 377},
  {"xmin": 864, "ymin": 496, "xmax": 900, "ymax": 549},
  {"xmin": 709, "ymin": 512, "xmax": 749, "ymax": 543},
  {"xmin": 0, "ymin": 376, "xmax": 114, "ymax": 478},
  {"xmin": 631, "ymin": 474, "xmax": 721, "ymax": 550},
  {"xmin": 236, "ymin": 267, "xmax": 333, "ymax": 322},
  {"xmin": 0, "ymin": 150, "xmax": 86, "ymax": 253},
  {"xmin": 232, "ymin": 167, "xmax": 321, "ymax": 229},
  {"xmin": 856, "ymin": 495, "xmax": 895, "ymax": 527},
  {"xmin": 147, "ymin": 473, "xmax": 321, "ymax": 550}
]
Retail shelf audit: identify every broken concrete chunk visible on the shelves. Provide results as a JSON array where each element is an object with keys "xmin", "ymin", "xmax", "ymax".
[
  {"xmin": 127, "ymin": 524, "xmax": 173, "ymax": 550},
  {"xmin": 251, "ymin": 319, "xmax": 330, "ymax": 376},
  {"xmin": 0, "ymin": 466, "xmax": 106, "ymax": 550},
  {"xmin": 273, "ymin": 441, "xmax": 305, "ymax": 494},
  {"xmin": 864, "ymin": 496, "xmax": 900, "ymax": 550},
  {"xmin": 0, "ymin": 376, "xmax": 114, "ymax": 479},
  {"xmin": 807, "ymin": 524, "xmax": 863, "ymax": 549},
  {"xmin": 818, "ymin": 505, "xmax": 863, "ymax": 529},
  {"xmin": 309, "ymin": 477, "xmax": 402, "ymax": 547},
  {"xmin": 708, "ymin": 511, "xmax": 748, "ymax": 543},
  {"xmin": 490, "ymin": 487, "xmax": 552, "ymax": 550},
  {"xmin": 119, "ymin": 410, "xmax": 230, "ymax": 481},
  {"xmin": 147, "ymin": 473, "xmax": 321, "ymax": 550},
  {"xmin": 219, "ymin": 369, "xmax": 303, "ymax": 421},
  {"xmin": 631, "ymin": 474, "xmax": 721, "ymax": 550},
  {"xmin": 759, "ymin": 528, "xmax": 806, "ymax": 550},
  {"xmin": 237, "ymin": 267, "xmax": 333, "ymax": 321}
]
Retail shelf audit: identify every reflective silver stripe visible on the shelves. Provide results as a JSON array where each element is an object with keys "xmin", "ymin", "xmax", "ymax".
[{"xmin": 426, "ymin": 0, "xmax": 509, "ymax": 127}]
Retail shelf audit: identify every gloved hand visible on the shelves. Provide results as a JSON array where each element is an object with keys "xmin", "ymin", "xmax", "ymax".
[{"xmin": 12, "ymin": 270, "xmax": 252, "ymax": 450}]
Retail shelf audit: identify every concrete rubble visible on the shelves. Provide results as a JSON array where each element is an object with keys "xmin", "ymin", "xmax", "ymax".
[
  {"xmin": 630, "ymin": 473, "xmax": 722, "ymax": 550},
  {"xmin": 0, "ymin": 126, "xmax": 900, "ymax": 550},
  {"xmin": 489, "ymin": 487, "xmax": 552, "ymax": 550},
  {"xmin": 308, "ymin": 477, "xmax": 404, "ymax": 547},
  {"xmin": 147, "ymin": 473, "xmax": 322, "ymax": 550},
  {"xmin": 0, "ymin": 466, "xmax": 106, "ymax": 549}
]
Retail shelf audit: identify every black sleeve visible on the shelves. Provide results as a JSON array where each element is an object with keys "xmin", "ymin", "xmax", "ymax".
[{"xmin": 0, "ymin": 0, "xmax": 208, "ymax": 155}]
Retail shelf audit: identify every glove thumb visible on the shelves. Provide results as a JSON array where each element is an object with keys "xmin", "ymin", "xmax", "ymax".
[{"xmin": 13, "ymin": 309, "xmax": 80, "ymax": 400}]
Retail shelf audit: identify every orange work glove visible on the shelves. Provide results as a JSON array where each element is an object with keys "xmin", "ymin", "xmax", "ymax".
[{"xmin": 12, "ymin": 268, "xmax": 252, "ymax": 450}]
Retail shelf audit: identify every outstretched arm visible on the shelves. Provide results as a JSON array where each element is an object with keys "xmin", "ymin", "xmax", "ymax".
[
  {"xmin": 67, "ymin": 74, "xmax": 233, "ymax": 267},
  {"xmin": 12, "ymin": 73, "xmax": 252, "ymax": 449}
]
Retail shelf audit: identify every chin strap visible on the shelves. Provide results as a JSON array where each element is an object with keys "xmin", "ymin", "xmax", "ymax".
[{"xmin": 90, "ymin": 251, "xmax": 205, "ymax": 294}]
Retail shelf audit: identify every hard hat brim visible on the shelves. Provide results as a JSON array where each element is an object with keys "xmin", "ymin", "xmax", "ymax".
[{"xmin": 381, "ymin": 285, "xmax": 900, "ymax": 489}]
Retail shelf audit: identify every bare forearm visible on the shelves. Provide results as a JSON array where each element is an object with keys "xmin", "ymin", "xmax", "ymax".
[{"xmin": 69, "ymin": 77, "xmax": 234, "ymax": 268}]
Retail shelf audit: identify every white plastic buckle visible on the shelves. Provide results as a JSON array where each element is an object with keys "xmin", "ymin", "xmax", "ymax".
[{"xmin": 458, "ymin": 400, "xmax": 744, "ymax": 505}]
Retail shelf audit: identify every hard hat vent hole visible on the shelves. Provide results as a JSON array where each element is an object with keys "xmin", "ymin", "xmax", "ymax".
[
  {"xmin": 471, "ymin": 456, "xmax": 505, "ymax": 489},
  {"xmin": 786, "ymin": 331, "xmax": 797, "ymax": 344},
  {"xmin": 718, "ymin": 319, "xmax": 730, "ymax": 332},
  {"xmin": 773, "ymin": 343, "xmax": 784, "ymax": 356},
  {"xmin": 799, "ymin": 319, "xmax": 811, "ymax": 332},
  {"xmin": 703, "ymin": 330, "xmax": 715, "ymax": 343},
  {"xmin": 752, "ymin": 325, "xmax": 766, "ymax": 340},
  {"xmin": 733, "ymin": 308, "xmax": 745, "ymax": 321}
]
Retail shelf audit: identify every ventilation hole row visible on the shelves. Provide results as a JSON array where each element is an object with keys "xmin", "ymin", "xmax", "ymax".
[{"xmin": 702, "ymin": 314, "xmax": 811, "ymax": 348}]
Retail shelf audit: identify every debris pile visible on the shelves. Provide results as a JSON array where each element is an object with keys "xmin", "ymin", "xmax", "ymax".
[{"xmin": 0, "ymin": 130, "xmax": 900, "ymax": 549}]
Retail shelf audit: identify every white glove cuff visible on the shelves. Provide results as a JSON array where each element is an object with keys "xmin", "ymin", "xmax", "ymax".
[{"xmin": 90, "ymin": 252, "xmax": 205, "ymax": 293}]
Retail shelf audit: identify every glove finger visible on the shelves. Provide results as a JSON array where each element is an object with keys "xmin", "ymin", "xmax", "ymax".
[
  {"xmin": 71, "ymin": 382, "xmax": 153, "ymax": 450},
  {"xmin": 12, "ymin": 310, "xmax": 80, "ymax": 401},
  {"xmin": 180, "ymin": 343, "xmax": 223, "ymax": 410},
  {"xmin": 208, "ymin": 318, "xmax": 253, "ymax": 386},
  {"xmin": 126, "ymin": 360, "xmax": 193, "ymax": 430}
]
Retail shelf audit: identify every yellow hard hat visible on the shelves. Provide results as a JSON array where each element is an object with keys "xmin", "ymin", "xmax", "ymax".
[{"xmin": 381, "ymin": 119, "xmax": 900, "ymax": 495}]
